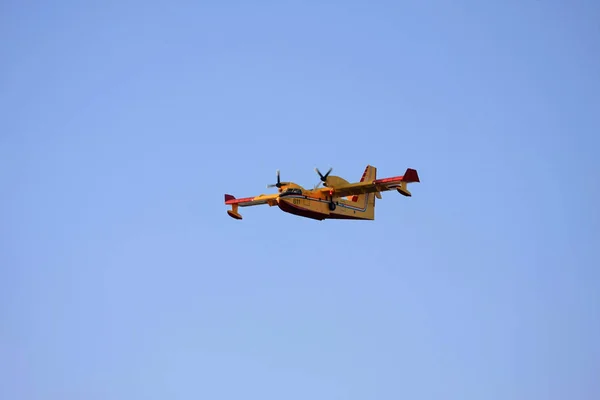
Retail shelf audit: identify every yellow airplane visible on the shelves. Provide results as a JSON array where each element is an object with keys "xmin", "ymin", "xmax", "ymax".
[{"xmin": 224, "ymin": 165, "xmax": 420, "ymax": 221}]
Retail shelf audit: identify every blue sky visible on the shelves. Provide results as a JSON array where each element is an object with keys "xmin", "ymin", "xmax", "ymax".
[{"xmin": 1, "ymin": 1, "xmax": 599, "ymax": 399}]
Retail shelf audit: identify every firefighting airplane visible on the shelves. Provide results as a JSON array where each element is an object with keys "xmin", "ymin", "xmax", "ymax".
[{"xmin": 224, "ymin": 165, "xmax": 420, "ymax": 221}]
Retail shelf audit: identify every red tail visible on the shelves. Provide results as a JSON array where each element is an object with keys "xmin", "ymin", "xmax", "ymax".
[{"xmin": 402, "ymin": 168, "xmax": 420, "ymax": 183}]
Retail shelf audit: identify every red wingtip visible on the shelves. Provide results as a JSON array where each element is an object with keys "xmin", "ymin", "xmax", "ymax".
[
  {"xmin": 224, "ymin": 194, "xmax": 236, "ymax": 203},
  {"xmin": 402, "ymin": 168, "xmax": 420, "ymax": 183}
]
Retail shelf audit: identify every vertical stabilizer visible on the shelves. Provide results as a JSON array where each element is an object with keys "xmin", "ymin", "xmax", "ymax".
[
  {"xmin": 350, "ymin": 165, "xmax": 376, "ymax": 219},
  {"xmin": 351, "ymin": 165, "xmax": 377, "ymax": 202}
]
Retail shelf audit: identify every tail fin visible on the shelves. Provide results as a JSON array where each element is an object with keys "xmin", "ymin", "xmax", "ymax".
[
  {"xmin": 351, "ymin": 165, "xmax": 377, "ymax": 202},
  {"xmin": 402, "ymin": 168, "xmax": 420, "ymax": 183},
  {"xmin": 348, "ymin": 165, "xmax": 377, "ymax": 220},
  {"xmin": 397, "ymin": 168, "xmax": 420, "ymax": 196}
]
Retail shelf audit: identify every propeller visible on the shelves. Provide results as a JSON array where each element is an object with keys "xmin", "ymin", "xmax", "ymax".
[
  {"xmin": 314, "ymin": 167, "xmax": 333, "ymax": 186},
  {"xmin": 266, "ymin": 169, "xmax": 290, "ymax": 189}
]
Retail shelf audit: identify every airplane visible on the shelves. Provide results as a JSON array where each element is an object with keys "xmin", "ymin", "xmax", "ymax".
[{"xmin": 224, "ymin": 165, "xmax": 420, "ymax": 221}]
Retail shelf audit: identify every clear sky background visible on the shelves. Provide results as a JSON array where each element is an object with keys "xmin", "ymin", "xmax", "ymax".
[{"xmin": 1, "ymin": 1, "xmax": 599, "ymax": 399}]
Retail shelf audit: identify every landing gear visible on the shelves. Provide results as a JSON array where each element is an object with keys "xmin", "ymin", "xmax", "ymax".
[{"xmin": 329, "ymin": 201, "xmax": 336, "ymax": 211}]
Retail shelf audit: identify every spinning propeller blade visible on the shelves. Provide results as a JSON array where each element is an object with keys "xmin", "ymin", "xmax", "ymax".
[
  {"xmin": 315, "ymin": 167, "xmax": 333, "ymax": 183},
  {"xmin": 267, "ymin": 169, "xmax": 290, "ymax": 188}
]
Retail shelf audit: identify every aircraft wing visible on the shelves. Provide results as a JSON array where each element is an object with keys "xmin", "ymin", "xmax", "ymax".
[
  {"xmin": 322, "ymin": 168, "xmax": 420, "ymax": 198},
  {"xmin": 224, "ymin": 193, "xmax": 279, "ymax": 207},
  {"xmin": 224, "ymin": 192, "xmax": 280, "ymax": 219}
]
